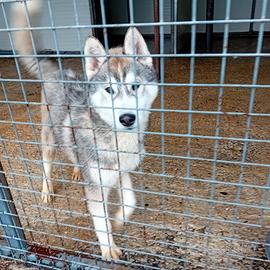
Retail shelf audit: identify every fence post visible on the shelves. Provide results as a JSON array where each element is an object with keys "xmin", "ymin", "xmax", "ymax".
[{"xmin": 0, "ymin": 161, "xmax": 27, "ymax": 255}]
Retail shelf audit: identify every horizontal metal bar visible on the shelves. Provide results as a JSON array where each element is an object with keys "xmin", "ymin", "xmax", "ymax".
[
  {"xmin": 2, "ymin": 52, "xmax": 270, "ymax": 58},
  {"xmin": 1, "ymin": 77, "xmax": 270, "ymax": 89},
  {"xmin": 1, "ymin": 18, "xmax": 270, "ymax": 33},
  {"xmin": 0, "ymin": 100, "xmax": 270, "ymax": 117},
  {"xmin": 1, "ymin": 120, "xmax": 269, "ymax": 143},
  {"xmin": 25, "ymin": 203, "xmax": 270, "ymax": 230},
  {"xmin": 2, "ymin": 145, "xmax": 270, "ymax": 168},
  {"xmin": 1, "ymin": 174, "xmax": 269, "ymax": 212},
  {"xmin": 4, "ymin": 181, "xmax": 270, "ymax": 229},
  {"xmin": 2, "ymin": 159, "xmax": 270, "ymax": 192}
]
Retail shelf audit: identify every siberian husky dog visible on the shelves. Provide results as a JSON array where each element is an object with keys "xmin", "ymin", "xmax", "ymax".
[{"xmin": 12, "ymin": 0, "xmax": 158, "ymax": 260}]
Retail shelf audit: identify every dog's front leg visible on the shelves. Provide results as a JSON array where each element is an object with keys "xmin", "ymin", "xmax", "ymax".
[
  {"xmin": 85, "ymin": 168, "xmax": 121, "ymax": 261},
  {"xmin": 115, "ymin": 172, "xmax": 136, "ymax": 228},
  {"xmin": 41, "ymin": 128, "xmax": 55, "ymax": 203}
]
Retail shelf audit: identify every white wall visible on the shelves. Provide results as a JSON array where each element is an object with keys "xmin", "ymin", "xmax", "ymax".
[{"xmin": 0, "ymin": 0, "xmax": 92, "ymax": 51}]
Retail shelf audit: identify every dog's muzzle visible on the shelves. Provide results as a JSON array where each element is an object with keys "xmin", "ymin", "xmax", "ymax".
[{"xmin": 119, "ymin": 113, "xmax": 136, "ymax": 127}]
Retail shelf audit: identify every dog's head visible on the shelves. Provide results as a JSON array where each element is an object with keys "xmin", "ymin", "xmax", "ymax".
[{"xmin": 84, "ymin": 27, "xmax": 158, "ymax": 131}]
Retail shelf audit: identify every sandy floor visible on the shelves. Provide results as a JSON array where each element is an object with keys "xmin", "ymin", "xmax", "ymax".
[
  {"xmin": 0, "ymin": 260, "xmax": 37, "ymax": 270},
  {"xmin": 0, "ymin": 56, "xmax": 270, "ymax": 269}
]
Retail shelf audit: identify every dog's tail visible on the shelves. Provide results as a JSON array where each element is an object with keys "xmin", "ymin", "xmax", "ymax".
[{"xmin": 11, "ymin": 0, "xmax": 58, "ymax": 78}]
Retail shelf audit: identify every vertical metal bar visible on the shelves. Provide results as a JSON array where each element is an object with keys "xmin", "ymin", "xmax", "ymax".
[
  {"xmin": 88, "ymin": 0, "xmax": 98, "ymax": 38},
  {"xmin": 206, "ymin": 0, "xmax": 214, "ymax": 52},
  {"xmin": 154, "ymin": 0, "xmax": 160, "ymax": 79},
  {"xmin": 170, "ymin": 0, "xmax": 178, "ymax": 54},
  {"xmin": 249, "ymin": 0, "xmax": 257, "ymax": 33},
  {"xmin": 233, "ymin": 0, "xmax": 267, "ymax": 219},
  {"xmin": 158, "ymin": 0, "xmax": 167, "ymax": 257},
  {"xmin": 0, "ymin": 162, "xmax": 27, "ymax": 252},
  {"xmin": 206, "ymin": 0, "xmax": 231, "ymax": 267},
  {"xmin": 99, "ymin": 0, "xmax": 122, "ymax": 255},
  {"xmin": 37, "ymin": 0, "xmax": 68, "ymax": 246},
  {"xmin": 173, "ymin": 0, "xmax": 178, "ymax": 54},
  {"xmin": 72, "ymin": 0, "xmax": 87, "ymax": 81},
  {"xmin": 230, "ymin": 0, "xmax": 268, "ymax": 267},
  {"xmin": 125, "ymin": 0, "xmax": 139, "ymax": 261},
  {"xmin": 185, "ymin": 0, "xmax": 197, "ymax": 188},
  {"xmin": 183, "ymin": 0, "xmax": 197, "ymax": 265}
]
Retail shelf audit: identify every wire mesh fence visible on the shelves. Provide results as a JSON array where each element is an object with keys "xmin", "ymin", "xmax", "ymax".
[{"xmin": 0, "ymin": 0, "xmax": 270, "ymax": 269}]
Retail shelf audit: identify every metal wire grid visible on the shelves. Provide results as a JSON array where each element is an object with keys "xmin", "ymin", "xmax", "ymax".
[{"xmin": 0, "ymin": 0, "xmax": 269, "ymax": 269}]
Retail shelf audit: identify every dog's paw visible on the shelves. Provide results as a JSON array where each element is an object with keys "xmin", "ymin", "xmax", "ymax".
[
  {"xmin": 72, "ymin": 167, "xmax": 81, "ymax": 181},
  {"xmin": 41, "ymin": 192, "xmax": 52, "ymax": 204},
  {"xmin": 101, "ymin": 245, "xmax": 122, "ymax": 261}
]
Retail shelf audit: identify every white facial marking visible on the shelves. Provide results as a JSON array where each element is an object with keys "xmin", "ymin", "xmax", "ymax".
[{"xmin": 92, "ymin": 70, "xmax": 158, "ymax": 131}]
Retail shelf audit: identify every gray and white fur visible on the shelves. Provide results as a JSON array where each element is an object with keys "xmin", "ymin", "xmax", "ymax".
[{"xmin": 12, "ymin": 0, "xmax": 158, "ymax": 260}]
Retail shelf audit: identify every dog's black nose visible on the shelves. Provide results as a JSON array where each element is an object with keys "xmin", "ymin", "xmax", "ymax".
[{"xmin": 119, "ymin": 113, "xmax": 136, "ymax": 127}]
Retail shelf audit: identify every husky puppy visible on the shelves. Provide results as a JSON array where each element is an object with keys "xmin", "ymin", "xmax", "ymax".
[{"xmin": 12, "ymin": 0, "xmax": 158, "ymax": 260}]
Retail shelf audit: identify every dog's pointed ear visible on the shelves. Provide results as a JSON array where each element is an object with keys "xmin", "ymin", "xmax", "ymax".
[
  {"xmin": 124, "ymin": 27, "xmax": 152, "ymax": 68},
  {"xmin": 84, "ymin": 36, "xmax": 106, "ymax": 80}
]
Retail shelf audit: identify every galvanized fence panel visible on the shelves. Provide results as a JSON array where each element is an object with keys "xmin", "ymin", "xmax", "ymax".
[{"xmin": 0, "ymin": 0, "xmax": 270, "ymax": 269}]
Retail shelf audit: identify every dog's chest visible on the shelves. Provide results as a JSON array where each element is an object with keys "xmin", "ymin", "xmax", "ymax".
[
  {"xmin": 96, "ymin": 132, "xmax": 142, "ymax": 171},
  {"xmin": 61, "ymin": 111, "xmax": 143, "ymax": 171}
]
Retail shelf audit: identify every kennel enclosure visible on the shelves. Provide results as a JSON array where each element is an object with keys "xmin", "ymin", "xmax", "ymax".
[{"xmin": 0, "ymin": 0, "xmax": 270, "ymax": 269}]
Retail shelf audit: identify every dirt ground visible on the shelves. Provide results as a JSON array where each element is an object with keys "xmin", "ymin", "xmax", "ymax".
[
  {"xmin": 0, "ymin": 260, "xmax": 37, "ymax": 270},
  {"xmin": 0, "ymin": 56, "xmax": 270, "ymax": 269}
]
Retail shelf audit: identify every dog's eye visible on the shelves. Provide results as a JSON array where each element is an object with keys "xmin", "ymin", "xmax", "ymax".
[
  {"xmin": 105, "ymin": 87, "xmax": 114, "ymax": 95},
  {"xmin": 131, "ymin": 84, "xmax": 140, "ymax": 91}
]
